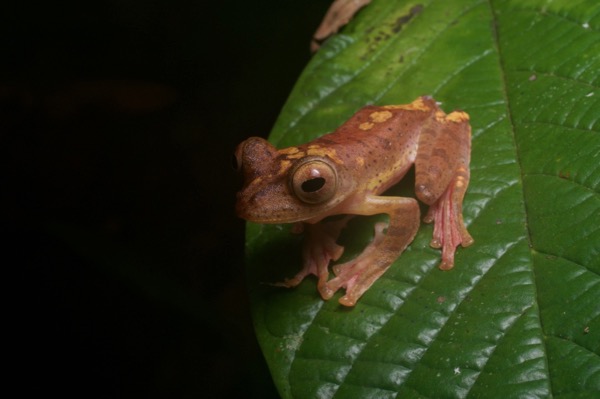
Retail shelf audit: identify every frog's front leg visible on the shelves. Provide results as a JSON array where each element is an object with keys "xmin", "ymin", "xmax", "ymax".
[
  {"xmin": 321, "ymin": 196, "xmax": 420, "ymax": 306},
  {"xmin": 415, "ymin": 110, "xmax": 474, "ymax": 270},
  {"xmin": 276, "ymin": 217, "xmax": 350, "ymax": 291}
]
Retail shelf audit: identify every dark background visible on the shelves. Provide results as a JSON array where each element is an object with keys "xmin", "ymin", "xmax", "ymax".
[{"xmin": 2, "ymin": 1, "xmax": 330, "ymax": 397}]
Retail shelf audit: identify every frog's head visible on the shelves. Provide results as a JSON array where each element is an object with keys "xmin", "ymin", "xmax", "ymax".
[{"xmin": 233, "ymin": 137, "xmax": 350, "ymax": 223}]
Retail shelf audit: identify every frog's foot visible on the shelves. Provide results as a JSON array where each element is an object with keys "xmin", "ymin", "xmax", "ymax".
[
  {"xmin": 320, "ymin": 222, "xmax": 390, "ymax": 306},
  {"xmin": 423, "ymin": 179, "xmax": 474, "ymax": 270},
  {"xmin": 275, "ymin": 218, "xmax": 349, "ymax": 290}
]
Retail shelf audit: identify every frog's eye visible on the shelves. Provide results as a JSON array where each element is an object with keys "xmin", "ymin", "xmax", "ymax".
[{"xmin": 291, "ymin": 159, "xmax": 337, "ymax": 204}]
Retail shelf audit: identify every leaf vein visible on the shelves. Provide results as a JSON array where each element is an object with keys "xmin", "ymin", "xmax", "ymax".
[
  {"xmin": 519, "ymin": 119, "xmax": 599, "ymax": 134},
  {"xmin": 534, "ymin": 250, "xmax": 600, "ymax": 280},
  {"xmin": 524, "ymin": 172, "xmax": 600, "ymax": 195},
  {"xmin": 513, "ymin": 68, "xmax": 600, "ymax": 89}
]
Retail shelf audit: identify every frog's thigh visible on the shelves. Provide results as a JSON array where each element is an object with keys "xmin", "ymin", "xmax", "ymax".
[
  {"xmin": 349, "ymin": 195, "xmax": 418, "ymax": 218},
  {"xmin": 326, "ymin": 195, "xmax": 420, "ymax": 306},
  {"xmin": 346, "ymin": 195, "xmax": 421, "ymax": 257},
  {"xmin": 414, "ymin": 112, "xmax": 470, "ymax": 205},
  {"xmin": 377, "ymin": 197, "xmax": 421, "ymax": 260}
]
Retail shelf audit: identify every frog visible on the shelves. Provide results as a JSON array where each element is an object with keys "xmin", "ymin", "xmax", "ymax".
[{"xmin": 234, "ymin": 96, "xmax": 473, "ymax": 306}]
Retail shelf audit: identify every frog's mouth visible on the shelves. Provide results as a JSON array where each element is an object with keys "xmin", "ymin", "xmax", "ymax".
[
  {"xmin": 235, "ymin": 183, "xmax": 337, "ymax": 224},
  {"xmin": 235, "ymin": 183, "xmax": 301, "ymax": 224}
]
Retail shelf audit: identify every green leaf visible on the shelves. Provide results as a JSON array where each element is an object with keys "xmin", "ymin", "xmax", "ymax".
[{"xmin": 245, "ymin": 0, "xmax": 600, "ymax": 397}]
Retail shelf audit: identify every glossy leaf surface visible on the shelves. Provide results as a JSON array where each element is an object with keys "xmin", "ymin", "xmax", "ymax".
[{"xmin": 245, "ymin": 0, "xmax": 600, "ymax": 397}]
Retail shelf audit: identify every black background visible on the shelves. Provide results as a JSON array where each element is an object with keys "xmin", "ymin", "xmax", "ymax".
[{"xmin": 2, "ymin": 1, "xmax": 330, "ymax": 397}]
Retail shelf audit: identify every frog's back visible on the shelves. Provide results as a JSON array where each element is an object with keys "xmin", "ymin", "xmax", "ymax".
[
  {"xmin": 316, "ymin": 98, "xmax": 437, "ymax": 152},
  {"xmin": 310, "ymin": 99, "xmax": 437, "ymax": 177}
]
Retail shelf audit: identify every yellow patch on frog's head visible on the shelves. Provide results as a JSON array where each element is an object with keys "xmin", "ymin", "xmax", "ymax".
[
  {"xmin": 281, "ymin": 148, "xmax": 307, "ymax": 159},
  {"xmin": 359, "ymin": 122, "xmax": 374, "ymax": 130},
  {"xmin": 356, "ymin": 156, "xmax": 365, "ymax": 167},
  {"xmin": 278, "ymin": 144, "xmax": 342, "ymax": 164},
  {"xmin": 369, "ymin": 110, "xmax": 393, "ymax": 123},
  {"xmin": 280, "ymin": 147, "xmax": 301, "ymax": 155},
  {"xmin": 279, "ymin": 146, "xmax": 307, "ymax": 159},
  {"xmin": 306, "ymin": 145, "xmax": 342, "ymax": 164},
  {"xmin": 278, "ymin": 159, "xmax": 292, "ymax": 175}
]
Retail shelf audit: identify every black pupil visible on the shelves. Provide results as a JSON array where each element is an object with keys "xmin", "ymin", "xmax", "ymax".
[{"xmin": 301, "ymin": 177, "xmax": 325, "ymax": 192}]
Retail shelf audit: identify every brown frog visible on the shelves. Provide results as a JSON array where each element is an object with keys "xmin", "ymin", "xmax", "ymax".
[{"xmin": 234, "ymin": 96, "xmax": 474, "ymax": 306}]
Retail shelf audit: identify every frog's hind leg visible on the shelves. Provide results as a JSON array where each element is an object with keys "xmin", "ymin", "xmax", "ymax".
[
  {"xmin": 276, "ymin": 217, "xmax": 349, "ymax": 291},
  {"xmin": 414, "ymin": 110, "xmax": 474, "ymax": 270},
  {"xmin": 321, "ymin": 196, "xmax": 420, "ymax": 306},
  {"xmin": 423, "ymin": 170, "xmax": 473, "ymax": 270}
]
